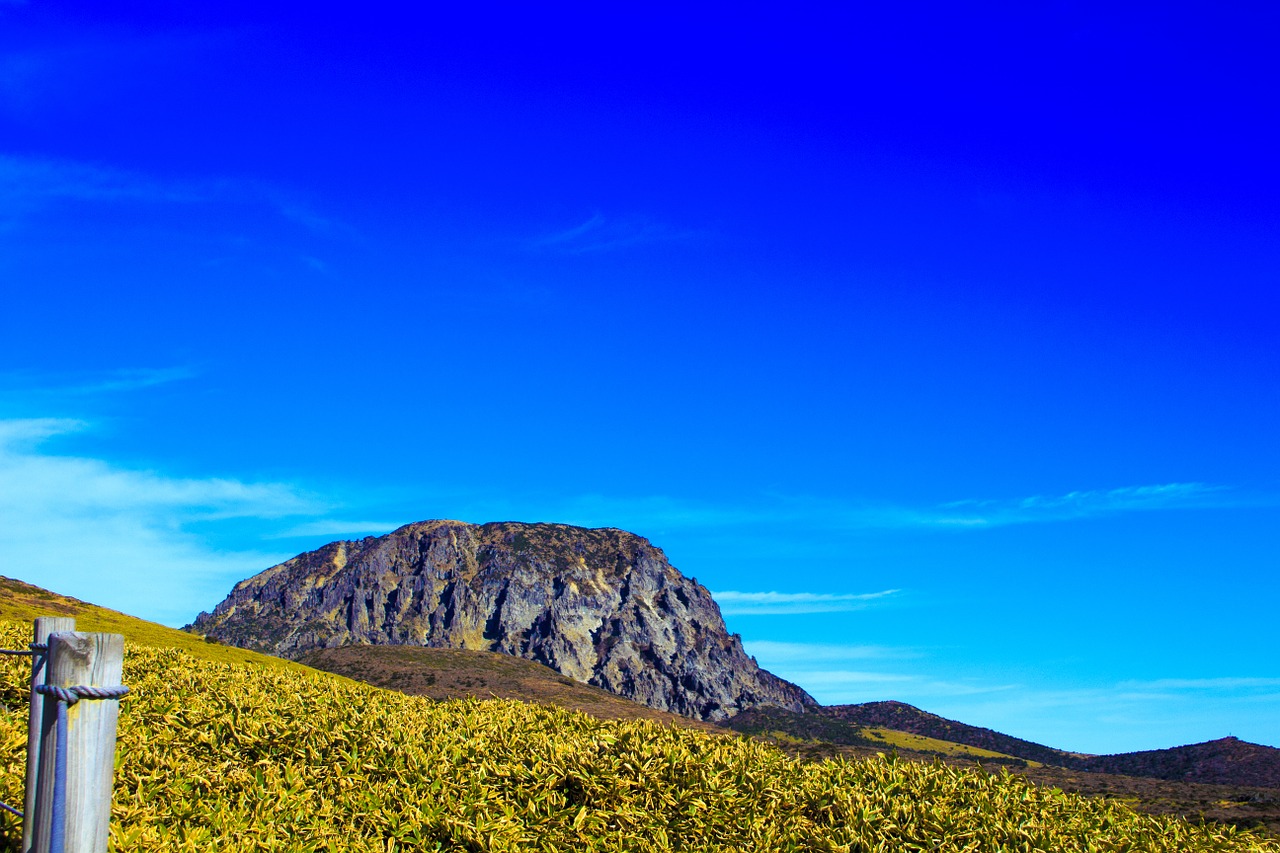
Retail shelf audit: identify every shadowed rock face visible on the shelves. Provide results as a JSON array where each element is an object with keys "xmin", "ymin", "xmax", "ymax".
[{"xmin": 189, "ymin": 520, "xmax": 816, "ymax": 721}]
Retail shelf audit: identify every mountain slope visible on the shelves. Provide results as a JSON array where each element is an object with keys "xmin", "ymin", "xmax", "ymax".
[{"xmin": 190, "ymin": 520, "xmax": 816, "ymax": 721}]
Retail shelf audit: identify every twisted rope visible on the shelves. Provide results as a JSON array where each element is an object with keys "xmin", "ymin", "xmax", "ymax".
[
  {"xmin": 31, "ymin": 683, "xmax": 129, "ymax": 853},
  {"xmin": 0, "ymin": 643, "xmax": 47, "ymax": 656},
  {"xmin": 34, "ymin": 684, "xmax": 130, "ymax": 704}
]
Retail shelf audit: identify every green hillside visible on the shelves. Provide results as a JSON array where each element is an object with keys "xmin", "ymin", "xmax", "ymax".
[{"xmin": 2, "ymin": 618, "xmax": 1275, "ymax": 851}]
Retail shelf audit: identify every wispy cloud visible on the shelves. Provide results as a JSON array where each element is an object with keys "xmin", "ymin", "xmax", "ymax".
[
  {"xmin": 786, "ymin": 670, "xmax": 919, "ymax": 687},
  {"xmin": 938, "ymin": 483, "xmax": 1230, "ymax": 526},
  {"xmin": 790, "ymin": 670, "xmax": 1019, "ymax": 698},
  {"xmin": 543, "ymin": 483, "xmax": 1245, "ymax": 538},
  {"xmin": 0, "ymin": 155, "xmax": 196, "ymax": 219},
  {"xmin": 713, "ymin": 589, "xmax": 900, "ymax": 615},
  {"xmin": 0, "ymin": 417, "xmax": 324, "ymax": 625},
  {"xmin": 742, "ymin": 640, "xmax": 918, "ymax": 662},
  {"xmin": 531, "ymin": 213, "xmax": 693, "ymax": 254},
  {"xmin": 0, "ymin": 366, "xmax": 198, "ymax": 398},
  {"xmin": 263, "ymin": 519, "xmax": 404, "ymax": 539},
  {"xmin": 0, "ymin": 154, "xmax": 346, "ymax": 236},
  {"xmin": 1117, "ymin": 677, "xmax": 1280, "ymax": 691}
]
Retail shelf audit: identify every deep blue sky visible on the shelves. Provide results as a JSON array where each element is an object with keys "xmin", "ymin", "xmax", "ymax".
[{"xmin": 2, "ymin": 2, "xmax": 1277, "ymax": 754}]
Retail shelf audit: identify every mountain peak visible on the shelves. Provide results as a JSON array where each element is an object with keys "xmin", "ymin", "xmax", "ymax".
[{"xmin": 190, "ymin": 519, "xmax": 815, "ymax": 721}]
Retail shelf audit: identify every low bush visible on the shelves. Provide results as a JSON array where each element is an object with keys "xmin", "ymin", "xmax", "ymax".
[{"xmin": 2, "ymin": 620, "xmax": 1274, "ymax": 851}]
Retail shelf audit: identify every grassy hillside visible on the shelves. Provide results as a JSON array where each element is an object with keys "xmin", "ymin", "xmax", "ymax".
[
  {"xmin": 724, "ymin": 706, "xmax": 1028, "ymax": 764},
  {"xmin": 3, "ymin": 620, "xmax": 1276, "ymax": 851},
  {"xmin": 0, "ymin": 576, "xmax": 313, "ymax": 674}
]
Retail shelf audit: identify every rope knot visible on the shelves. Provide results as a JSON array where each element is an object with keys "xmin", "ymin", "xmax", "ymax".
[{"xmin": 35, "ymin": 684, "xmax": 129, "ymax": 705}]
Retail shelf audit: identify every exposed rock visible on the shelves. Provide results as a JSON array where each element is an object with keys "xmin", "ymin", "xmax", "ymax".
[{"xmin": 189, "ymin": 520, "xmax": 816, "ymax": 721}]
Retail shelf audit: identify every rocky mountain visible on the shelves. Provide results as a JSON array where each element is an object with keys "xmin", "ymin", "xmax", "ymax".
[{"xmin": 189, "ymin": 520, "xmax": 816, "ymax": 721}]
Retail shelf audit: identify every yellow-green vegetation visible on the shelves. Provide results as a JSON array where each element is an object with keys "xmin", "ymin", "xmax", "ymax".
[
  {"xmin": 298, "ymin": 644, "xmax": 723, "ymax": 733},
  {"xmin": 2, "ymin": 620, "xmax": 1276, "ymax": 851},
  {"xmin": 859, "ymin": 727, "xmax": 1033, "ymax": 764}
]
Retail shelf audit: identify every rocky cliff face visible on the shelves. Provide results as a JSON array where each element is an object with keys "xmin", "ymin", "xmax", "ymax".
[{"xmin": 189, "ymin": 520, "xmax": 816, "ymax": 721}]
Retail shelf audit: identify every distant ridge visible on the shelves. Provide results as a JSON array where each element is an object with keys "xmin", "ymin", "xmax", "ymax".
[{"xmin": 1077, "ymin": 737, "xmax": 1280, "ymax": 788}]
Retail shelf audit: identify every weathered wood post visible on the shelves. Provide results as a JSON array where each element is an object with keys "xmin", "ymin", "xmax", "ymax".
[
  {"xmin": 31, "ymin": 632, "xmax": 126, "ymax": 853},
  {"xmin": 23, "ymin": 616, "xmax": 75, "ymax": 853}
]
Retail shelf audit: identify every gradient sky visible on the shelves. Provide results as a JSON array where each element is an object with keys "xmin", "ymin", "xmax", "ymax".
[{"xmin": 2, "ymin": 3, "xmax": 1277, "ymax": 755}]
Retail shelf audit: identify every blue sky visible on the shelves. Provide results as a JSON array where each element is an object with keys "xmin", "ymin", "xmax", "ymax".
[{"xmin": 1, "ymin": 3, "xmax": 1277, "ymax": 755}]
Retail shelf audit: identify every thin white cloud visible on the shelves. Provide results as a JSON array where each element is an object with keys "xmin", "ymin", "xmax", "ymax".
[
  {"xmin": 530, "ymin": 213, "xmax": 693, "ymax": 254},
  {"xmin": 0, "ymin": 155, "xmax": 197, "ymax": 215},
  {"xmin": 938, "ymin": 483, "xmax": 1229, "ymax": 526},
  {"xmin": 264, "ymin": 519, "xmax": 404, "ymax": 539},
  {"xmin": 0, "ymin": 418, "xmax": 321, "ymax": 625},
  {"xmin": 0, "ymin": 417, "xmax": 86, "ymax": 447},
  {"xmin": 557, "ymin": 493, "xmax": 776, "ymax": 530},
  {"xmin": 742, "ymin": 640, "xmax": 917, "ymax": 662},
  {"xmin": 66, "ymin": 367, "xmax": 197, "ymax": 394},
  {"xmin": 1117, "ymin": 677, "xmax": 1280, "ymax": 691},
  {"xmin": 0, "ymin": 154, "xmax": 346, "ymax": 236},
  {"xmin": 787, "ymin": 670, "xmax": 1019, "ymax": 699},
  {"xmin": 714, "ymin": 589, "xmax": 900, "ymax": 615},
  {"xmin": 784, "ymin": 670, "xmax": 918, "ymax": 687},
  {"xmin": 534, "ymin": 213, "xmax": 606, "ymax": 246},
  {"xmin": 545, "ymin": 483, "xmax": 1245, "ymax": 538},
  {"xmin": 0, "ymin": 367, "xmax": 198, "ymax": 397}
]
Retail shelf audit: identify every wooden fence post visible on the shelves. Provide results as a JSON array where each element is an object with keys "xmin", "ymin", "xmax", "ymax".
[
  {"xmin": 23, "ymin": 617, "xmax": 75, "ymax": 853},
  {"xmin": 31, "ymin": 632, "xmax": 125, "ymax": 853}
]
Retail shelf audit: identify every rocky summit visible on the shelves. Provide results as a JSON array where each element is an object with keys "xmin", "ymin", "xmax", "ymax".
[{"xmin": 190, "ymin": 520, "xmax": 816, "ymax": 721}]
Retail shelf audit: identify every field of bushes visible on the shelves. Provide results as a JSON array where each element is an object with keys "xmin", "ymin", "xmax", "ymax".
[{"xmin": 2, "ymin": 618, "xmax": 1277, "ymax": 852}]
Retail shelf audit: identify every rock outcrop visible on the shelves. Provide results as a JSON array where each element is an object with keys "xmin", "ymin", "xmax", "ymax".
[{"xmin": 189, "ymin": 520, "xmax": 816, "ymax": 721}]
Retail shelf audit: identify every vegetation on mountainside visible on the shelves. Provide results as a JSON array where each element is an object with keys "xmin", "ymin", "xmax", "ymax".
[
  {"xmin": 298, "ymin": 644, "xmax": 723, "ymax": 732},
  {"xmin": 3, "ymin": 620, "xmax": 1277, "ymax": 852},
  {"xmin": 725, "ymin": 706, "xmax": 1025, "ymax": 763}
]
